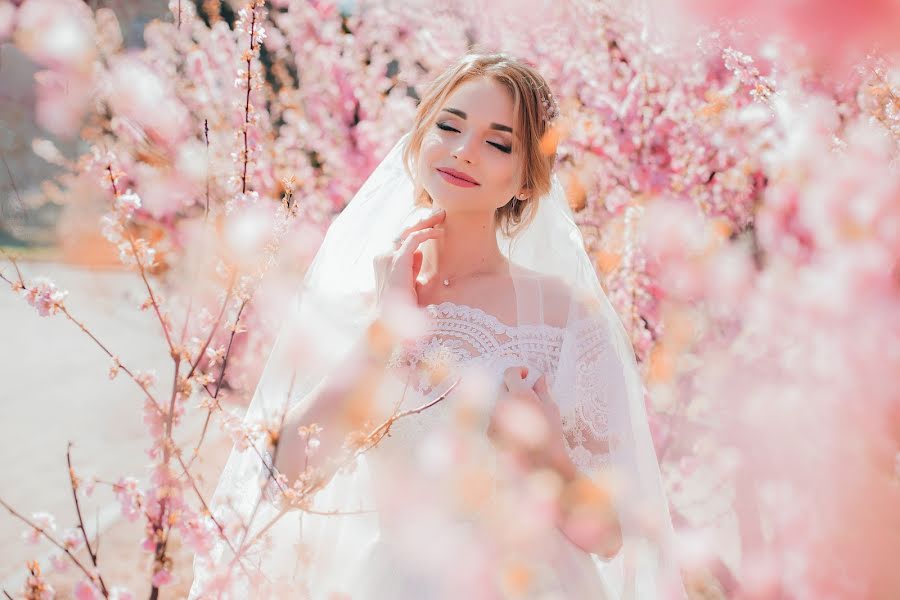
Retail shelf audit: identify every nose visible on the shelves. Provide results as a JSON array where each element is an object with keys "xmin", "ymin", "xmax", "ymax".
[{"xmin": 451, "ymin": 133, "xmax": 477, "ymax": 164}]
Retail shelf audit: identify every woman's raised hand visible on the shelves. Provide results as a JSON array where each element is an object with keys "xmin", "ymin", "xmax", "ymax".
[
  {"xmin": 487, "ymin": 366, "xmax": 575, "ymax": 479},
  {"xmin": 373, "ymin": 207, "xmax": 445, "ymax": 314}
]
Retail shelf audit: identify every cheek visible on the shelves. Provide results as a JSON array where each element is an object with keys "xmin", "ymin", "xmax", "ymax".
[
  {"xmin": 419, "ymin": 131, "xmax": 443, "ymax": 159},
  {"xmin": 488, "ymin": 162, "xmax": 517, "ymax": 192}
]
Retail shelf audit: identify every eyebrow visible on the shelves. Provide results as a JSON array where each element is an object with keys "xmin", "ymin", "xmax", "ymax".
[{"xmin": 440, "ymin": 108, "xmax": 513, "ymax": 133}]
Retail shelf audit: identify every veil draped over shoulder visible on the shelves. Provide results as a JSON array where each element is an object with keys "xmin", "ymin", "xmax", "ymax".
[{"xmin": 189, "ymin": 132, "xmax": 686, "ymax": 599}]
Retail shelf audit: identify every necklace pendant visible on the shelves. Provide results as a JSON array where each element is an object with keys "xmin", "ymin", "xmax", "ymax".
[{"xmin": 442, "ymin": 278, "xmax": 450, "ymax": 287}]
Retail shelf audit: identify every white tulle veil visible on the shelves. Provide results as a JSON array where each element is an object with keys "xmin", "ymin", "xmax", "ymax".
[{"xmin": 189, "ymin": 132, "xmax": 686, "ymax": 599}]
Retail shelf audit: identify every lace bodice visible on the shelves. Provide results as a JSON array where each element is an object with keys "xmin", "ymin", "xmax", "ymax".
[{"xmin": 381, "ymin": 301, "xmax": 611, "ymax": 474}]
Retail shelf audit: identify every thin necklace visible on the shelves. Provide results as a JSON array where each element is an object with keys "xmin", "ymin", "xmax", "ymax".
[{"xmin": 438, "ymin": 261, "xmax": 507, "ymax": 287}]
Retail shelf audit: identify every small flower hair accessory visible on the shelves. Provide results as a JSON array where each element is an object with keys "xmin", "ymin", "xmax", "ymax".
[{"xmin": 541, "ymin": 89, "xmax": 560, "ymax": 123}]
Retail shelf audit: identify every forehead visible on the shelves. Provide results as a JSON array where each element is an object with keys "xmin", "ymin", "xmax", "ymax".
[{"xmin": 443, "ymin": 77, "xmax": 515, "ymax": 124}]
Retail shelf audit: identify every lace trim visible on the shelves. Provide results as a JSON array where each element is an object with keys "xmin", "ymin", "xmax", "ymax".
[
  {"xmin": 382, "ymin": 301, "xmax": 611, "ymax": 474},
  {"xmin": 424, "ymin": 302, "xmax": 567, "ymax": 336}
]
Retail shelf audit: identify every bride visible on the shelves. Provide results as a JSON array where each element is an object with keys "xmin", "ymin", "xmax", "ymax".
[{"xmin": 190, "ymin": 51, "xmax": 686, "ymax": 599}]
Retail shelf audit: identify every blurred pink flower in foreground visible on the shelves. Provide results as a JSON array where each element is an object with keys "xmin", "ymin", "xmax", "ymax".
[
  {"xmin": 0, "ymin": 3, "xmax": 15, "ymax": 43},
  {"xmin": 110, "ymin": 588, "xmax": 135, "ymax": 600},
  {"xmin": 151, "ymin": 567, "xmax": 173, "ymax": 588},
  {"xmin": 13, "ymin": 0, "xmax": 96, "ymax": 70},
  {"xmin": 74, "ymin": 580, "xmax": 102, "ymax": 600},
  {"xmin": 675, "ymin": 0, "xmax": 900, "ymax": 73}
]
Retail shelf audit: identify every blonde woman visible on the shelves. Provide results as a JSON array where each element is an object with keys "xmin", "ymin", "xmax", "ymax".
[{"xmin": 191, "ymin": 52, "xmax": 685, "ymax": 600}]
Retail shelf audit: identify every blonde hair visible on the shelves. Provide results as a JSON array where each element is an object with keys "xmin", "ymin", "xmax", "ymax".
[{"xmin": 402, "ymin": 51, "xmax": 559, "ymax": 237}]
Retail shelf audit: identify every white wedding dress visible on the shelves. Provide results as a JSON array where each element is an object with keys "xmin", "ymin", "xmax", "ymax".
[
  {"xmin": 290, "ymin": 300, "xmax": 617, "ymax": 600},
  {"xmin": 190, "ymin": 131, "xmax": 685, "ymax": 599}
]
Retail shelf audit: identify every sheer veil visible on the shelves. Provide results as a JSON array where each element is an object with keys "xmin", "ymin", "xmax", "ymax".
[{"xmin": 190, "ymin": 132, "xmax": 687, "ymax": 599}]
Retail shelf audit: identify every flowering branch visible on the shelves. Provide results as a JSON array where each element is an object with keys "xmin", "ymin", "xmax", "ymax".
[
  {"xmin": 0, "ymin": 258, "xmax": 165, "ymax": 417},
  {"xmin": 104, "ymin": 164, "xmax": 175, "ymax": 355},
  {"xmin": 237, "ymin": 0, "xmax": 267, "ymax": 197},
  {"xmin": 0, "ymin": 497, "xmax": 104, "ymax": 595},
  {"xmin": 237, "ymin": 378, "xmax": 460, "ymax": 557}
]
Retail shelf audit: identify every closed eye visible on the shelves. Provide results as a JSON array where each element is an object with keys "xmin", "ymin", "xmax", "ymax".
[{"xmin": 435, "ymin": 122, "xmax": 511, "ymax": 154}]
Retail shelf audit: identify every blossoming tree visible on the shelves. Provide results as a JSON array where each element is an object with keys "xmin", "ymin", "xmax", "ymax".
[{"xmin": 1, "ymin": 0, "xmax": 898, "ymax": 597}]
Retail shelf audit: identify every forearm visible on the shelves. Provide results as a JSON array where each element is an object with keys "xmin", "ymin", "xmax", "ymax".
[
  {"xmin": 550, "ymin": 451, "xmax": 623, "ymax": 560},
  {"xmin": 272, "ymin": 318, "xmax": 394, "ymax": 488}
]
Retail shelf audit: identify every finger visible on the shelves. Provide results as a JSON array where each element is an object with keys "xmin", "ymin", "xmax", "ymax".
[
  {"xmin": 398, "ymin": 227, "xmax": 443, "ymax": 258},
  {"xmin": 502, "ymin": 366, "xmax": 531, "ymax": 394},
  {"xmin": 412, "ymin": 249, "xmax": 423, "ymax": 278},
  {"xmin": 532, "ymin": 375, "xmax": 559, "ymax": 417},
  {"xmin": 396, "ymin": 209, "xmax": 446, "ymax": 246}
]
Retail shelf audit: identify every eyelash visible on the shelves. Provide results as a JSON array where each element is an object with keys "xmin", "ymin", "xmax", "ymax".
[{"xmin": 435, "ymin": 122, "xmax": 512, "ymax": 154}]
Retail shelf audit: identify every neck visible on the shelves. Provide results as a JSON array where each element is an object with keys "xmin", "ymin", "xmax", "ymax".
[{"xmin": 418, "ymin": 208, "xmax": 507, "ymax": 284}]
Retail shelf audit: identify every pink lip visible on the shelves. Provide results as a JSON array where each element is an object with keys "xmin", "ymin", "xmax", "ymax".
[
  {"xmin": 438, "ymin": 170, "xmax": 478, "ymax": 188},
  {"xmin": 437, "ymin": 168, "xmax": 480, "ymax": 187},
  {"xmin": 440, "ymin": 168, "xmax": 478, "ymax": 184}
]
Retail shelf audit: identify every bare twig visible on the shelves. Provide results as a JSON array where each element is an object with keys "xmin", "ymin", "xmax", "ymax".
[
  {"xmin": 204, "ymin": 118, "xmax": 210, "ymax": 221},
  {"xmin": 240, "ymin": 8, "xmax": 258, "ymax": 195},
  {"xmin": 185, "ymin": 295, "xmax": 246, "ymax": 470},
  {"xmin": 0, "ymin": 152, "xmax": 22, "ymax": 222},
  {"xmin": 186, "ymin": 274, "xmax": 236, "ymax": 381},
  {"xmin": 179, "ymin": 296, "xmax": 193, "ymax": 346},
  {"xmin": 66, "ymin": 443, "xmax": 109, "ymax": 596}
]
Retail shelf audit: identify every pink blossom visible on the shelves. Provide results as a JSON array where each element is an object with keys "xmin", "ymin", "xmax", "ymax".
[
  {"xmin": 90, "ymin": 6, "xmax": 121, "ymax": 52},
  {"xmin": 33, "ymin": 66, "xmax": 94, "ymax": 138},
  {"xmin": 179, "ymin": 515, "xmax": 216, "ymax": 556},
  {"xmin": 21, "ymin": 511, "xmax": 56, "ymax": 544},
  {"xmin": 22, "ymin": 276, "xmax": 68, "ymax": 317},
  {"xmin": 31, "ymin": 138, "xmax": 68, "ymax": 166},
  {"xmin": 74, "ymin": 580, "xmax": 102, "ymax": 600},
  {"xmin": 62, "ymin": 527, "xmax": 84, "ymax": 551},
  {"xmin": 84, "ymin": 475, "xmax": 97, "ymax": 497},
  {"xmin": 141, "ymin": 535, "xmax": 156, "ymax": 552},
  {"xmin": 108, "ymin": 357, "xmax": 121, "ymax": 380},
  {"xmin": 195, "ymin": 568, "xmax": 235, "ymax": 598},
  {"xmin": 151, "ymin": 567, "xmax": 173, "ymax": 588},
  {"xmin": 106, "ymin": 55, "xmax": 190, "ymax": 148},
  {"xmin": 679, "ymin": 0, "xmax": 900, "ymax": 73},
  {"xmin": 117, "ymin": 238, "xmax": 157, "ymax": 269},
  {"xmin": 100, "ymin": 213, "xmax": 124, "ymax": 243},
  {"xmin": 134, "ymin": 369, "xmax": 158, "ymax": 389},
  {"xmin": 114, "ymin": 188, "xmax": 142, "ymax": 217},
  {"xmin": 222, "ymin": 411, "xmax": 262, "ymax": 452},
  {"xmin": 109, "ymin": 588, "xmax": 135, "ymax": 600},
  {"xmin": 133, "ymin": 163, "xmax": 195, "ymax": 219},
  {"xmin": 23, "ymin": 564, "xmax": 55, "ymax": 600},
  {"xmin": 114, "ymin": 477, "xmax": 144, "ymax": 522},
  {"xmin": 48, "ymin": 552, "xmax": 70, "ymax": 573},
  {"xmin": 14, "ymin": 0, "xmax": 96, "ymax": 70}
]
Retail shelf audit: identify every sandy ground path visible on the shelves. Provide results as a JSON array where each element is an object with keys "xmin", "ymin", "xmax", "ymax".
[{"xmin": 0, "ymin": 262, "xmax": 233, "ymax": 597}]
